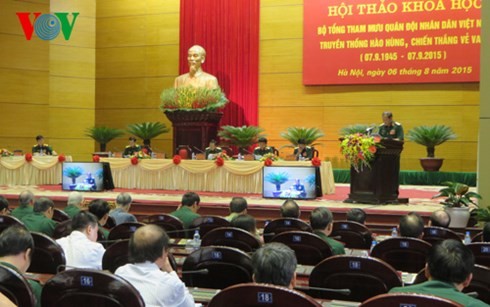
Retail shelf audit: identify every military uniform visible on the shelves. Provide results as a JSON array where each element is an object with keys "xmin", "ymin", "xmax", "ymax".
[
  {"xmin": 63, "ymin": 205, "xmax": 81, "ymax": 219},
  {"xmin": 253, "ymin": 146, "xmax": 274, "ymax": 159},
  {"xmin": 1, "ymin": 262, "xmax": 42, "ymax": 307},
  {"xmin": 11, "ymin": 205, "xmax": 33, "ymax": 220},
  {"xmin": 99, "ymin": 224, "xmax": 110, "ymax": 240},
  {"xmin": 379, "ymin": 122, "xmax": 404, "ymax": 140},
  {"xmin": 32, "ymin": 144, "xmax": 53, "ymax": 155},
  {"xmin": 21, "ymin": 212, "xmax": 57, "ymax": 237},
  {"xmin": 169, "ymin": 206, "xmax": 200, "ymax": 230},
  {"xmin": 314, "ymin": 230, "xmax": 346, "ymax": 255},
  {"xmin": 123, "ymin": 145, "xmax": 141, "ymax": 157},
  {"xmin": 389, "ymin": 280, "xmax": 487, "ymax": 307},
  {"xmin": 204, "ymin": 147, "xmax": 222, "ymax": 160},
  {"xmin": 293, "ymin": 146, "xmax": 313, "ymax": 161}
]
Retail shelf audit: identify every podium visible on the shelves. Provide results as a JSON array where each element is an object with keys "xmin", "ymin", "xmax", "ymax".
[{"xmin": 345, "ymin": 139, "xmax": 406, "ymax": 204}]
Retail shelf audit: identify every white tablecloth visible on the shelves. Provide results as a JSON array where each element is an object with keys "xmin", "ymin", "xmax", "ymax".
[{"xmin": 0, "ymin": 156, "xmax": 72, "ymax": 185}]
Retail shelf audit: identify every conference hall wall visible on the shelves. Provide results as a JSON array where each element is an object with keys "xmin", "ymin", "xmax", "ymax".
[{"xmin": 0, "ymin": 0, "xmax": 96, "ymax": 161}]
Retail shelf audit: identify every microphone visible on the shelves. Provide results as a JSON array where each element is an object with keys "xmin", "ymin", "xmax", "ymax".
[
  {"xmin": 365, "ymin": 127, "xmax": 374, "ymax": 135},
  {"xmin": 240, "ymin": 148, "xmax": 252, "ymax": 155},
  {"xmin": 193, "ymin": 146, "xmax": 204, "ymax": 154},
  {"xmin": 262, "ymin": 232, "xmax": 276, "ymax": 237},
  {"xmin": 294, "ymin": 285, "xmax": 351, "ymax": 296},
  {"xmin": 181, "ymin": 268, "xmax": 209, "ymax": 275}
]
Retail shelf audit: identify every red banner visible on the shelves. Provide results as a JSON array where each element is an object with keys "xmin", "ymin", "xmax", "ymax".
[{"xmin": 303, "ymin": 0, "xmax": 481, "ymax": 85}]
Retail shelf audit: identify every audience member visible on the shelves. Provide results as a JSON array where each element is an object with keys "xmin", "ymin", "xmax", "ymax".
[
  {"xmin": 251, "ymin": 242, "xmax": 297, "ymax": 288},
  {"xmin": 483, "ymin": 222, "xmax": 490, "ymax": 242},
  {"xmin": 0, "ymin": 196, "xmax": 9, "ymax": 215},
  {"xmin": 280, "ymin": 199, "xmax": 300, "ymax": 218},
  {"xmin": 225, "ymin": 197, "xmax": 248, "ymax": 222},
  {"xmin": 0, "ymin": 226, "xmax": 42, "ymax": 307},
  {"xmin": 64, "ymin": 191, "xmax": 83, "ymax": 219},
  {"xmin": 115, "ymin": 225, "xmax": 194, "ymax": 307},
  {"xmin": 56, "ymin": 211, "xmax": 105, "ymax": 270},
  {"xmin": 429, "ymin": 210, "xmax": 451, "ymax": 228},
  {"xmin": 170, "ymin": 192, "xmax": 201, "ymax": 229},
  {"xmin": 231, "ymin": 214, "xmax": 263, "ymax": 244},
  {"xmin": 88, "ymin": 199, "xmax": 111, "ymax": 239},
  {"xmin": 109, "ymin": 193, "xmax": 137, "ymax": 225},
  {"xmin": 389, "ymin": 239, "xmax": 486, "ymax": 306},
  {"xmin": 346, "ymin": 208, "xmax": 367, "ymax": 224},
  {"xmin": 310, "ymin": 207, "xmax": 345, "ymax": 255},
  {"xmin": 21, "ymin": 197, "xmax": 57, "ymax": 237},
  {"xmin": 11, "ymin": 190, "xmax": 34, "ymax": 220},
  {"xmin": 399, "ymin": 212, "xmax": 424, "ymax": 238}
]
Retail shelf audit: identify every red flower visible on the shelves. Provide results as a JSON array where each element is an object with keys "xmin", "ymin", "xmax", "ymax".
[
  {"xmin": 311, "ymin": 157, "xmax": 322, "ymax": 167},
  {"xmin": 357, "ymin": 152, "xmax": 365, "ymax": 160},
  {"xmin": 25, "ymin": 153, "xmax": 33, "ymax": 162},
  {"xmin": 58, "ymin": 154, "xmax": 66, "ymax": 163},
  {"xmin": 142, "ymin": 148, "xmax": 148, "ymax": 154},
  {"xmin": 131, "ymin": 156, "xmax": 138, "ymax": 165},
  {"xmin": 173, "ymin": 155, "xmax": 182, "ymax": 165},
  {"xmin": 92, "ymin": 155, "xmax": 100, "ymax": 162},
  {"xmin": 215, "ymin": 156, "xmax": 224, "ymax": 167},
  {"xmin": 373, "ymin": 135, "xmax": 382, "ymax": 143},
  {"xmin": 368, "ymin": 145, "xmax": 377, "ymax": 153},
  {"xmin": 264, "ymin": 158, "xmax": 273, "ymax": 166}
]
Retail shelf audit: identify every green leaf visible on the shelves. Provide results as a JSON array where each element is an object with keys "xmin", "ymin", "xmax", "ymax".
[
  {"xmin": 280, "ymin": 127, "xmax": 325, "ymax": 146},
  {"xmin": 217, "ymin": 125, "xmax": 265, "ymax": 148},
  {"xmin": 127, "ymin": 122, "xmax": 169, "ymax": 142},
  {"xmin": 85, "ymin": 126, "xmax": 125, "ymax": 144}
]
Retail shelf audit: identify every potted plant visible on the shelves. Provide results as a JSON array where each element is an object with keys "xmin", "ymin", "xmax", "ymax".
[
  {"xmin": 63, "ymin": 166, "xmax": 84, "ymax": 190},
  {"xmin": 217, "ymin": 125, "xmax": 265, "ymax": 155},
  {"xmin": 433, "ymin": 181, "xmax": 482, "ymax": 228},
  {"xmin": 280, "ymin": 127, "xmax": 325, "ymax": 148},
  {"xmin": 340, "ymin": 133, "xmax": 380, "ymax": 172},
  {"xmin": 85, "ymin": 126, "xmax": 125, "ymax": 152},
  {"xmin": 127, "ymin": 122, "xmax": 169, "ymax": 147},
  {"xmin": 406, "ymin": 125, "xmax": 456, "ymax": 171},
  {"xmin": 265, "ymin": 171, "xmax": 290, "ymax": 197},
  {"xmin": 340, "ymin": 124, "xmax": 376, "ymax": 136}
]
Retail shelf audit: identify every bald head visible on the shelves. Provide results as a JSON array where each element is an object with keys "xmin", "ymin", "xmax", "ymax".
[
  {"xmin": 280, "ymin": 200, "xmax": 300, "ymax": 218},
  {"xmin": 188, "ymin": 45, "xmax": 206, "ymax": 57},
  {"xmin": 399, "ymin": 213, "xmax": 424, "ymax": 238},
  {"xmin": 430, "ymin": 210, "xmax": 451, "ymax": 228},
  {"xmin": 19, "ymin": 190, "xmax": 34, "ymax": 206},
  {"xmin": 129, "ymin": 225, "xmax": 169, "ymax": 263}
]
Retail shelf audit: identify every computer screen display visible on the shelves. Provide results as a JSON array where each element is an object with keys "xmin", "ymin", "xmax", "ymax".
[
  {"xmin": 62, "ymin": 162, "xmax": 104, "ymax": 192},
  {"xmin": 262, "ymin": 166, "xmax": 317, "ymax": 199}
]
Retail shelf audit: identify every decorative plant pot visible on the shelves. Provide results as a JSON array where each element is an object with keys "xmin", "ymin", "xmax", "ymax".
[
  {"xmin": 419, "ymin": 158, "xmax": 444, "ymax": 171},
  {"xmin": 446, "ymin": 207, "xmax": 470, "ymax": 228},
  {"xmin": 164, "ymin": 110, "xmax": 223, "ymax": 124},
  {"xmin": 272, "ymin": 191, "xmax": 282, "ymax": 197}
]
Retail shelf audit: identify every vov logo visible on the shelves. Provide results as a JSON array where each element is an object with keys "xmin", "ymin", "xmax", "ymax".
[{"xmin": 16, "ymin": 12, "xmax": 79, "ymax": 41}]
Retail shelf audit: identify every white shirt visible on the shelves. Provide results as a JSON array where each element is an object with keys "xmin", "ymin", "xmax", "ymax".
[
  {"xmin": 56, "ymin": 230, "xmax": 105, "ymax": 270},
  {"xmin": 115, "ymin": 262, "xmax": 195, "ymax": 307}
]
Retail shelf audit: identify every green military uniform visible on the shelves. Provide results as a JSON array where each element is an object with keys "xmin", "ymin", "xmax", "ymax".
[
  {"xmin": 389, "ymin": 280, "xmax": 487, "ymax": 307},
  {"xmin": 253, "ymin": 146, "xmax": 274, "ymax": 159},
  {"xmin": 314, "ymin": 230, "xmax": 346, "ymax": 255},
  {"xmin": 293, "ymin": 146, "xmax": 313, "ymax": 161},
  {"xmin": 204, "ymin": 147, "xmax": 222, "ymax": 160},
  {"xmin": 99, "ymin": 224, "xmax": 110, "ymax": 240},
  {"xmin": 32, "ymin": 144, "xmax": 53, "ymax": 155},
  {"xmin": 21, "ymin": 212, "xmax": 57, "ymax": 237},
  {"xmin": 63, "ymin": 205, "xmax": 81, "ymax": 219},
  {"xmin": 169, "ymin": 206, "xmax": 200, "ymax": 230},
  {"xmin": 11, "ymin": 205, "xmax": 33, "ymax": 220},
  {"xmin": 123, "ymin": 145, "xmax": 141, "ymax": 157},
  {"xmin": 1, "ymin": 262, "xmax": 42, "ymax": 307},
  {"xmin": 379, "ymin": 122, "xmax": 404, "ymax": 140},
  {"xmin": 224, "ymin": 212, "xmax": 241, "ymax": 222}
]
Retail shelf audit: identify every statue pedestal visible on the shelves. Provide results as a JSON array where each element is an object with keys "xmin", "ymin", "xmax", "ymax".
[{"xmin": 164, "ymin": 111, "xmax": 223, "ymax": 155}]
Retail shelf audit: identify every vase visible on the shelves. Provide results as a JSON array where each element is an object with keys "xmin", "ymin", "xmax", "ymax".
[
  {"xmin": 446, "ymin": 207, "xmax": 470, "ymax": 228},
  {"xmin": 419, "ymin": 158, "xmax": 444, "ymax": 171}
]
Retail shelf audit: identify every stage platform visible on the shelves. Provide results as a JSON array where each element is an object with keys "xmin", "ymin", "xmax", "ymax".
[{"xmin": 1, "ymin": 183, "xmax": 447, "ymax": 234}]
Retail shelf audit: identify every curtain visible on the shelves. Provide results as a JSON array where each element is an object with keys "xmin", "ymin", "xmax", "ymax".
[{"xmin": 179, "ymin": 0, "xmax": 259, "ymax": 127}]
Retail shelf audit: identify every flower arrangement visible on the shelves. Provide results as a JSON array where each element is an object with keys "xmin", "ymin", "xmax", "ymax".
[
  {"xmin": 92, "ymin": 155, "xmax": 100, "ymax": 162},
  {"xmin": 215, "ymin": 156, "xmax": 224, "ymax": 167},
  {"xmin": 25, "ymin": 153, "xmax": 33, "ymax": 162},
  {"xmin": 212, "ymin": 152, "xmax": 231, "ymax": 160},
  {"xmin": 173, "ymin": 155, "xmax": 182, "ymax": 165},
  {"xmin": 132, "ymin": 150, "xmax": 151, "ymax": 160},
  {"xmin": 264, "ymin": 158, "xmax": 273, "ymax": 166},
  {"xmin": 311, "ymin": 157, "xmax": 322, "ymax": 167},
  {"xmin": 58, "ymin": 154, "xmax": 66, "ymax": 163},
  {"xmin": 160, "ymin": 86, "xmax": 228, "ymax": 112},
  {"xmin": 130, "ymin": 156, "xmax": 139, "ymax": 165},
  {"xmin": 259, "ymin": 153, "xmax": 278, "ymax": 162},
  {"xmin": 340, "ymin": 133, "xmax": 380, "ymax": 172},
  {"xmin": 0, "ymin": 149, "xmax": 13, "ymax": 157}
]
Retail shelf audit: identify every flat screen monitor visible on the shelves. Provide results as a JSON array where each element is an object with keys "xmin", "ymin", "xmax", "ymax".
[
  {"xmin": 62, "ymin": 162, "xmax": 105, "ymax": 192},
  {"xmin": 262, "ymin": 166, "xmax": 318, "ymax": 199}
]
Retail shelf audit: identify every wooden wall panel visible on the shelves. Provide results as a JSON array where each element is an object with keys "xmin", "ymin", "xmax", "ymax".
[
  {"xmin": 50, "ymin": 77, "xmax": 95, "ymax": 108},
  {"xmin": 50, "ymin": 45, "xmax": 95, "ymax": 78},
  {"xmin": 96, "ymin": 47, "xmax": 146, "ymax": 78},
  {"xmin": 0, "ymin": 69, "xmax": 48, "ymax": 104},
  {"xmin": 0, "ymin": 35, "xmax": 48, "ymax": 71},
  {"xmin": 0, "ymin": 1, "xmax": 48, "ymax": 36},
  {"xmin": 52, "ymin": 16, "xmax": 96, "ymax": 49}
]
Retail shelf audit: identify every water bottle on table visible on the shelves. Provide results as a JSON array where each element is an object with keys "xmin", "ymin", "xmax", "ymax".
[
  {"xmin": 463, "ymin": 231, "xmax": 471, "ymax": 244},
  {"xmin": 391, "ymin": 227, "xmax": 398, "ymax": 238}
]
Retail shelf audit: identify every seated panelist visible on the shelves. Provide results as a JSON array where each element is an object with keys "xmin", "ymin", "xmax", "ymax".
[
  {"xmin": 204, "ymin": 139, "xmax": 222, "ymax": 160},
  {"xmin": 253, "ymin": 137, "xmax": 274, "ymax": 160},
  {"xmin": 123, "ymin": 136, "xmax": 141, "ymax": 157},
  {"xmin": 293, "ymin": 138, "xmax": 313, "ymax": 161},
  {"xmin": 32, "ymin": 135, "xmax": 56, "ymax": 155}
]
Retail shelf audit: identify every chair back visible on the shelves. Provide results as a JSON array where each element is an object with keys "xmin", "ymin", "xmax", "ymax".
[
  {"xmin": 27, "ymin": 232, "xmax": 66, "ymax": 274},
  {"xmin": 41, "ymin": 269, "xmax": 145, "ymax": 307},
  {"xmin": 413, "ymin": 264, "xmax": 490, "ymax": 304},
  {"xmin": 423, "ymin": 226, "xmax": 461, "ymax": 245},
  {"xmin": 331, "ymin": 221, "xmax": 372, "ymax": 249},
  {"xmin": 190, "ymin": 216, "xmax": 230, "ymax": 238},
  {"xmin": 0, "ymin": 264, "xmax": 36, "ymax": 307},
  {"xmin": 105, "ymin": 216, "xmax": 117, "ymax": 230},
  {"xmin": 270, "ymin": 231, "xmax": 332, "ymax": 265},
  {"xmin": 176, "ymin": 145, "xmax": 192, "ymax": 159},
  {"xmin": 52, "ymin": 219, "xmax": 72, "ymax": 239},
  {"xmin": 102, "ymin": 240, "xmax": 129, "ymax": 273},
  {"xmin": 53, "ymin": 209, "xmax": 70, "ymax": 223},
  {"xmin": 472, "ymin": 231, "xmax": 483, "ymax": 243},
  {"xmin": 182, "ymin": 246, "xmax": 253, "ymax": 289},
  {"xmin": 370, "ymin": 237, "xmax": 432, "ymax": 273},
  {"xmin": 201, "ymin": 227, "xmax": 261, "ymax": 253},
  {"xmin": 263, "ymin": 218, "xmax": 312, "ymax": 243},
  {"xmin": 208, "ymin": 283, "xmax": 321, "ymax": 307},
  {"xmin": 0, "ymin": 215, "xmax": 25, "ymax": 234},
  {"xmin": 467, "ymin": 242, "xmax": 490, "ymax": 268},
  {"xmin": 309, "ymin": 255, "xmax": 402, "ymax": 302},
  {"xmin": 108, "ymin": 222, "xmax": 145, "ymax": 241},
  {"xmin": 360, "ymin": 293, "xmax": 463, "ymax": 307},
  {"xmin": 146, "ymin": 214, "xmax": 185, "ymax": 239},
  {"xmin": 312, "ymin": 147, "xmax": 319, "ymax": 158}
]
